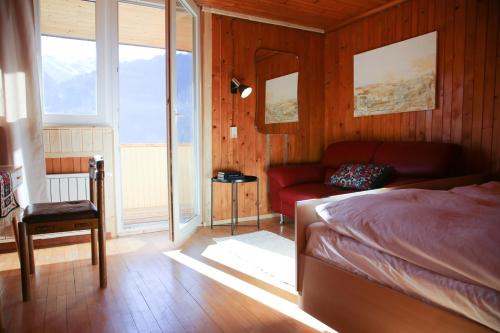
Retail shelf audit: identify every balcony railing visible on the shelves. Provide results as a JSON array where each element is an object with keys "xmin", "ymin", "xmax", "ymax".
[{"xmin": 120, "ymin": 143, "xmax": 194, "ymax": 225}]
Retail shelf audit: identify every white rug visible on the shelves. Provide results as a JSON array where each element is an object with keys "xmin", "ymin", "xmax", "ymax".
[{"xmin": 208, "ymin": 231, "xmax": 295, "ymax": 288}]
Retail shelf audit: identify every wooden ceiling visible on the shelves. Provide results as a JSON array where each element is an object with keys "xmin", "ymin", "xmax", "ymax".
[
  {"xmin": 40, "ymin": 0, "xmax": 193, "ymax": 51},
  {"xmin": 195, "ymin": 0, "xmax": 400, "ymax": 31}
]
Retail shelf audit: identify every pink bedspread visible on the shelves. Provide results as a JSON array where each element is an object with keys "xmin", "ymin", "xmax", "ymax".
[
  {"xmin": 305, "ymin": 222, "xmax": 500, "ymax": 331},
  {"xmin": 315, "ymin": 181, "xmax": 500, "ymax": 292}
]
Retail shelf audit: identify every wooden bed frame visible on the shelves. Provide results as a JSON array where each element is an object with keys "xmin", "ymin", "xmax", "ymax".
[{"xmin": 295, "ymin": 174, "xmax": 496, "ymax": 333}]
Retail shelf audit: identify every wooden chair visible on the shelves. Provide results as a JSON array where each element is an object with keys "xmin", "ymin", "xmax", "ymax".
[{"xmin": 18, "ymin": 157, "xmax": 107, "ymax": 302}]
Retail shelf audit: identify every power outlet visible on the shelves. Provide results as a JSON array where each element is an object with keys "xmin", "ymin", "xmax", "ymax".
[{"xmin": 230, "ymin": 126, "xmax": 238, "ymax": 139}]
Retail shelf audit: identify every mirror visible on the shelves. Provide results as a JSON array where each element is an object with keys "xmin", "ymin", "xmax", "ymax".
[{"xmin": 255, "ymin": 49, "xmax": 299, "ymax": 134}]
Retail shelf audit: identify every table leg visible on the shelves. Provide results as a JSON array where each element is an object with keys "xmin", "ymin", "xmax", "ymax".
[
  {"xmin": 235, "ymin": 183, "xmax": 238, "ymax": 226},
  {"xmin": 210, "ymin": 179, "xmax": 214, "ymax": 229},
  {"xmin": 257, "ymin": 179, "xmax": 260, "ymax": 230},
  {"xmin": 231, "ymin": 182, "xmax": 234, "ymax": 235}
]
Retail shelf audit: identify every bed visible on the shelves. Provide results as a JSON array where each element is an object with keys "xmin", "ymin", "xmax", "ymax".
[{"xmin": 295, "ymin": 174, "xmax": 499, "ymax": 333}]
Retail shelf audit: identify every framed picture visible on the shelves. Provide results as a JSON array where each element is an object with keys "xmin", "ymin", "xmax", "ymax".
[
  {"xmin": 354, "ymin": 31, "xmax": 437, "ymax": 117},
  {"xmin": 265, "ymin": 72, "xmax": 299, "ymax": 124}
]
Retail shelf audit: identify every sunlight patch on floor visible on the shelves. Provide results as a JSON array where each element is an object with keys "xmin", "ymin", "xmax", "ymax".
[
  {"xmin": 0, "ymin": 236, "xmax": 147, "ymax": 272},
  {"xmin": 201, "ymin": 241, "xmax": 296, "ymax": 294},
  {"xmin": 164, "ymin": 250, "xmax": 336, "ymax": 333}
]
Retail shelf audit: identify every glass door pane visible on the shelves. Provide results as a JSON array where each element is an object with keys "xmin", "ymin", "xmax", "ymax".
[
  {"xmin": 175, "ymin": 1, "xmax": 196, "ymax": 224},
  {"xmin": 118, "ymin": 0, "xmax": 169, "ymax": 230},
  {"xmin": 170, "ymin": 0, "xmax": 200, "ymax": 242}
]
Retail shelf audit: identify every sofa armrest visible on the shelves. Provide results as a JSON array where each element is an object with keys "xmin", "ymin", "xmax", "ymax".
[{"xmin": 267, "ymin": 163, "xmax": 324, "ymax": 188}]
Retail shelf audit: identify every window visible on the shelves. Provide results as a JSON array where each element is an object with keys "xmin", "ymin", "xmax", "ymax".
[{"xmin": 40, "ymin": 0, "xmax": 100, "ymax": 124}]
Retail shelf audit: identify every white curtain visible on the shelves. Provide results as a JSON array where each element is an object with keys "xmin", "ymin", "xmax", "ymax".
[{"xmin": 0, "ymin": 0, "xmax": 48, "ymax": 205}]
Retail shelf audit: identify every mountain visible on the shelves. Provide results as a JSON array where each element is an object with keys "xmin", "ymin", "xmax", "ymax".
[{"xmin": 42, "ymin": 52, "xmax": 194, "ymax": 144}]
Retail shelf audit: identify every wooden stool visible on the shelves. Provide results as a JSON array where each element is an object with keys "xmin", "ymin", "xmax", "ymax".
[{"xmin": 18, "ymin": 157, "xmax": 106, "ymax": 302}]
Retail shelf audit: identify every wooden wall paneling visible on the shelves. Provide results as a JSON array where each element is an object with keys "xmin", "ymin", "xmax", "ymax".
[
  {"xmin": 493, "ymin": 18, "xmax": 500, "ymax": 173},
  {"xmin": 52, "ymin": 158, "xmax": 61, "ymax": 174},
  {"xmin": 442, "ymin": 0, "xmax": 455, "ymax": 143},
  {"xmin": 48, "ymin": 129, "xmax": 61, "ymax": 153},
  {"xmin": 81, "ymin": 128, "xmax": 93, "ymax": 152},
  {"xmin": 59, "ymin": 128, "xmax": 72, "ymax": 152},
  {"xmin": 471, "ymin": 0, "xmax": 488, "ymax": 172},
  {"xmin": 481, "ymin": 0, "xmax": 499, "ymax": 172},
  {"xmin": 211, "ymin": 16, "xmax": 324, "ymax": 220},
  {"xmin": 324, "ymin": 0, "xmax": 500, "ymax": 175},
  {"xmin": 432, "ymin": 0, "xmax": 446, "ymax": 142},
  {"xmin": 451, "ymin": 0, "xmax": 466, "ymax": 145},
  {"xmin": 43, "ymin": 130, "xmax": 51, "ymax": 153},
  {"xmin": 60, "ymin": 157, "xmax": 73, "ymax": 173},
  {"xmin": 71, "ymin": 128, "xmax": 83, "ymax": 151},
  {"xmin": 461, "ymin": 0, "xmax": 478, "ymax": 167},
  {"xmin": 415, "ymin": 0, "xmax": 429, "ymax": 142},
  {"xmin": 45, "ymin": 158, "xmax": 53, "ymax": 174},
  {"xmin": 323, "ymin": 28, "xmax": 336, "ymax": 143}
]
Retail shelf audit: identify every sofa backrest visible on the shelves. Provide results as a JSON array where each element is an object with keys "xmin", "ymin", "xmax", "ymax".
[
  {"xmin": 372, "ymin": 142, "xmax": 462, "ymax": 177},
  {"xmin": 322, "ymin": 141, "xmax": 462, "ymax": 178},
  {"xmin": 321, "ymin": 141, "xmax": 380, "ymax": 169}
]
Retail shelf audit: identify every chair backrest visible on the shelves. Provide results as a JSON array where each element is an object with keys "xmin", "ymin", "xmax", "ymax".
[{"xmin": 89, "ymin": 156, "xmax": 105, "ymax": 214}]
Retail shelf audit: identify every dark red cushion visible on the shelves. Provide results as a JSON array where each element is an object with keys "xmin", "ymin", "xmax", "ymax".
[
  {"xmin": 321, "ymin": 141, "xmax": 380, "ymax": 169},
  {"xmin": 372, "ymin": 142, "xmax": 461, "ymax": 177},
  {"xmin": 279, "ymin": 183, "xmax": 351, "ymax": 206}
]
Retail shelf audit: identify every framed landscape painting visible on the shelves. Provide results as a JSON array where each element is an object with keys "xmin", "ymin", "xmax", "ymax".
[
  {"xmin": 354, "ymin": 31, "xmax": 437, "ymax": 117},
  {"xmin": 265, "ymin": 72, "xmax": 299, "ymax": 124}
]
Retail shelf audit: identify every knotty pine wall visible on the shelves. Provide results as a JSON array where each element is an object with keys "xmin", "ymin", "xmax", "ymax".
[
  {"xmin": 211, "ymin": 15, "xmax": 324, "ymax": 220},
  {"xmin": 324, "ymin": 0, "xmax": 500, "ymax": 174}
]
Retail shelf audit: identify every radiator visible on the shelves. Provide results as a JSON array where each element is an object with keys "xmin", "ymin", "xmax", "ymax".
[{"xmin": 46, "ymin": 173, "xmax": 90, "ymax": 202}]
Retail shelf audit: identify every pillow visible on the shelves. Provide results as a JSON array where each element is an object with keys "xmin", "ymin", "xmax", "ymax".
[{"xmin": 330, "ymin": 163, "xmax": 393, "ymax": 190}]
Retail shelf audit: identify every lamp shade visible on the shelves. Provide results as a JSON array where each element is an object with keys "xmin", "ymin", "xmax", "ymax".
[{"xmin": 231, "ymin": 78, "xmax": 252, "ymax": 99}]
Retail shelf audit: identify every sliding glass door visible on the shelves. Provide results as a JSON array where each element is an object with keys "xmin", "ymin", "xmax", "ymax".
[{"xmin": 168, "ymin": 0, "xmax": 201, "ymax": 243}]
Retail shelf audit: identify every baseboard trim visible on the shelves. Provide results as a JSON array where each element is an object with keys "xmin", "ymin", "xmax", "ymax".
[
  {"xmin": 208, "ymin": 213, "xmax": 279, "ymax": 226},
  {"xmin": 0, "ymin": 232, "xmax": 113, "ymax": 254}
]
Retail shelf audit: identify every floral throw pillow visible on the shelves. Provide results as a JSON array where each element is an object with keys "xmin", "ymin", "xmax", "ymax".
[{"xmin": 330, "ymin": 163, "xmax": 394, "ymax": 190}]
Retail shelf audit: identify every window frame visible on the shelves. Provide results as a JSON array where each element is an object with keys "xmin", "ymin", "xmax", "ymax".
[{"xmin": 37, "ymin": 0, "xmax": 112, "ymax": 127}]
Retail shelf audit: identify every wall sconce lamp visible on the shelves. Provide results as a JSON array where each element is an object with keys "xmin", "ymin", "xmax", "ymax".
[{"xmin": 231, "ymin": 78, "xmax": 252, "ymax": 99}]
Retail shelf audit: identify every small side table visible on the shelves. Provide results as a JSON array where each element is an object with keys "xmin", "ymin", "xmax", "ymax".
[{"xmin": 211, "ymin": 175, "xmax": 260, "ymax": 235}]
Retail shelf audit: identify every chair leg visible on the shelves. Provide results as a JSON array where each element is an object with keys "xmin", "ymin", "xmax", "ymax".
[
  {"xmin": 28, "ymin": 235, "xmax": 35, "ymax": 274},
  {"xmin": 11, "ymin": 215, "xmax": 20, "ymax": 261},
  {"xmin": 97, "ymin": 225, "xmax": 107, "ymax": 288},
  {"xmin": 18, "ymin": 223, "xmax": 30, "ymax": 302},
  {"xmin": 91, "ymin": 229, "xmax": 98, "ymax": 265}
]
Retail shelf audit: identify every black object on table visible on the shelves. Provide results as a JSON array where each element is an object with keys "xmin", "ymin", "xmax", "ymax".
[{"xmin": 210, "ymin": 175, "xmax": 260, "ymax": 235}]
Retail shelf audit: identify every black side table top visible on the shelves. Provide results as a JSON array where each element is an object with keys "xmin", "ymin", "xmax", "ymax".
[{"xmin": 211, "ymin": 175, "xmax": 258, "ymax": 183}]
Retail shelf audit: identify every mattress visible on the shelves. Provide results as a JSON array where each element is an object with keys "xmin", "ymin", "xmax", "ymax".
[{"xmin": 305, "ymin": 222, "xmax": 500, "ymax": 331}]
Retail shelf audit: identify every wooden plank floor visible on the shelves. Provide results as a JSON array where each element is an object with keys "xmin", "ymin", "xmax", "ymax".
[{"xmin": 0, "ymin": 218, "xmax": 329, "ymax": 333}]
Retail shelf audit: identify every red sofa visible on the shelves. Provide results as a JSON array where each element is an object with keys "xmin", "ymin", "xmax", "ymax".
[{"xmin": 267, "ymin": 141, "xmax": 462, "ymax": 219}]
